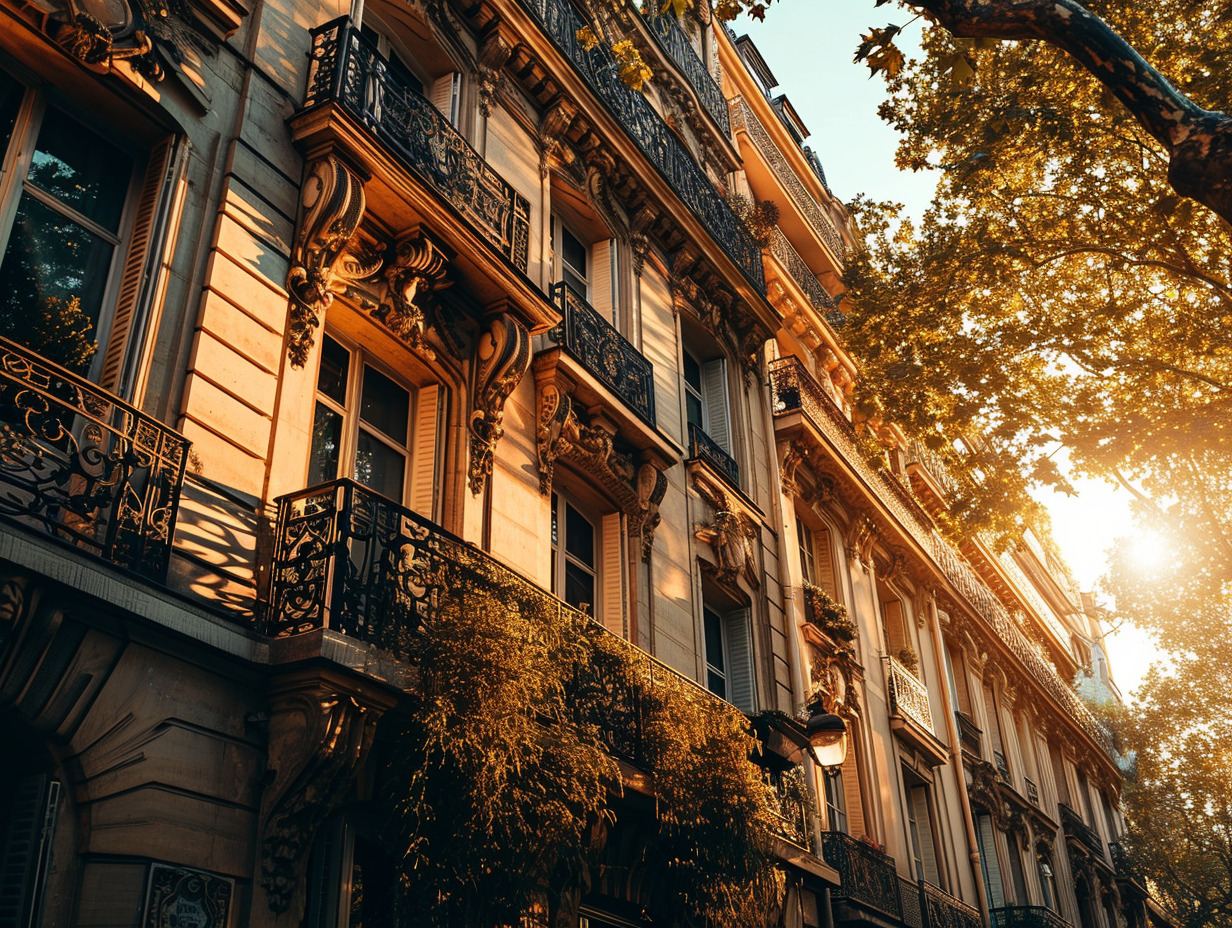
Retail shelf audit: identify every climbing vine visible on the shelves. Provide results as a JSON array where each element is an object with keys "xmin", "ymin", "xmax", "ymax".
[{"xmin": 386, "ymin": 560, "xmax": 786, "ymax": 928}]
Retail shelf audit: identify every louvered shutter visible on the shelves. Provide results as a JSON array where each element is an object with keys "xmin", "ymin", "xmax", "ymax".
[
  {"xmin": 813, "ymin": 525, "xmax": 838, "ymax": 597},
  {"xmin": 429, "ymin": 72, "xmax": 460, "ymax": 123},
  {"xmin": 912, "ymin": 787, "xmax": 940, "ymax": 884},
  {"xmin": 841, "ymin": 751, "xmax": 865, "ymax": 839},
  {"xmin": 589, "ymin": 238, "xmax": 618, "ymax": 326},
  {"xmin": 977, "ymin": 814, "xmax": 1006, "ymax": 908},
  {"xmin": 724, "ymin": 607, "xmax": 755, "ymax": 713},
  {"xmin": 600, "ymin": 511, "xmax": 625, "ymax": 638},
  {"xmin": 0, "ymin": 774, "xmax": 61, "ymax": 927},
  {"xmin": 408, "ymin": 385, "xmax": 440, "ymax": 517},
  {"xmin": 100, "ymin": 136, "xmax": 186, "ymax": 397},
  {"xmin": 883, "ymin": 600, "xmax": 906, "ymax": 655},
  {"xmin": 701, "ymin": 358, "xmax": 730, "ymax": 452}
]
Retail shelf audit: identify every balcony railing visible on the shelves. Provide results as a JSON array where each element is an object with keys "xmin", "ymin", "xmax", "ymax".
[
  {"xmin": 768, "ymin": 356, "xmax": 1115, "ymax": 760},
  {"xmin": 0, "ymin": 336, "xmax": 189, "ymax": 579},
  {"xmin": 644, "ymin": 14, "xmax": 730, "ymax": 136},
  {"xmin": 687, "ymin": 422, "xmax": 739, "ymax": 487},
  {"xmin": 548, "ymin": 283, "xmax": 656, "ymax": 426},
  {"xmin": 906, "ymin": 440, "xmax": 960, "ymax": 498},
  {"xmin": 729, "ymin": 95, "xmax": 845, "ymax": 261},
  {"xmin": 267, "ymin": 478, "xmax": 769, "ymax": 773},
  {"xmin": 994, "ymin": 750, "xmax": 1011, "ymax": 783},
  {"xmin": 922, "ymin": 881, "xmax": 983, "ymax": 928},
  {"xmin": 520, "ymin": 0, "xmax": 764, "ymax": 293},
  {"xmin": 304, "ymin": 18, "xmax": 531, "ymax": 272},
  {"xmin": 1059, "ymin": 803, "xmax": 1104, "ymax": 857},
  {"xmin": 822, "ymin": 832, "xmax": 902, "ymax": 920},
  {"xmin": 955, "ymin": 712, "xmax": 983, "ymax": 757},
  {"xmin": 900, "ymin": 876, "xmax": 925, "ymax": 928},
  {"xmin": 767, "ymin": 766, "xmax": 813, "ymax": 851},
  {"xmin": 768, "ymin": 228, "xmax": 844, "ymax": 328},
  {"xmin": 1025, "ymin": 776, "xmax": 1040, "ymax": 807},
  {"xmin": 991, "ymin": 906, "xmax": 1073, "ymax": 928},
  {"xmin": 884, "ymin": 655, "xmax": 936, "ymax": 735}
]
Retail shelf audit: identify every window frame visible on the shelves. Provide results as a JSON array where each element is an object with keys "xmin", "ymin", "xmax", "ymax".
[{"xmin": 551, "ymin": 488, "xmax": 599, "ymax": 615}]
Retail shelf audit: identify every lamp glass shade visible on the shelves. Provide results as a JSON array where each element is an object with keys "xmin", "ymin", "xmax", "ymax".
[
  {"xmin": 805, "ymin": 711, "xmax": 849, "ymax": 769},
  {"xmin": 812, "ymin": 731, "xmax": 848, "ymax": 769}
]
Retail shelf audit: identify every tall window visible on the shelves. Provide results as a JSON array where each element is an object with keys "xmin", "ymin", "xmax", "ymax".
[
  {"xmin": 905, "ymin": 774, "xmax": 941, "ymax": 884},
  {"xmin": 358, "ymin": 13, "xmax": 460, "ymax": 123},
  {"xmin": 703, "ymin": 605, "xmax": 728, "ymax": 698},
  {"xmin": 683, "ymin": 346, "xmax": 732, "ymax": 457},
  {"xmin": 823, "ymin": 768, "xmax": 848, "ymax": 833},
  {"xmin": 0, "ymin": 71, "xmax": 142, "ymax": 377},
  {"xmin": 309, "ymin": 333, "xmax": 435, "ymax": 508},
  {"xmin": 551, "ymin": 491, "xmax": 597, "ymax": 613},
  {"xmin": 701, "ymin": 589, "xmax": 754, "ymax": 712},
  {"xmin": 796, "ymin": 518, "xmax": 816, "ymax": 585},
  {"xmin": 550, "ymin": 213, "xmax": 617, "ymax": 325}
]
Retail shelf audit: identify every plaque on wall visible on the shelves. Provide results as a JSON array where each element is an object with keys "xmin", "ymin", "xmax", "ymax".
[{"xmin": 142, "ymin": 863, "xmax": 233, "ymax": 928}]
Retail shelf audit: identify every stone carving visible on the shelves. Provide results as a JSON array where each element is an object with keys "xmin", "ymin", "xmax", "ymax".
[
  {"xmin": 538, "ymin": 100, "xmax": 577, "ymax": 178},
  {"xmin": 469, "ymin": 312, "xmax": 531, "ymax": 495},
  {"xmin": 779, "ymin": 440, "xmax": 807, "ymax": 496},
  {"xmin": 286, "ymin": 157, "xmax": 369, "ymax": 368},
  {"xmin": 258, "ymin": 689, "xmax": 382, "ymax": 915},
  {"xmin": 691, "ymin": 468, "xmax": 759, "ymax": 589},
  {"xmin": 535, "ymin": 384, "xmax": 634, "ymax": 498},
  {"xmin": 367, "ymin": 231, "xmax": 453, "ymax": 360},
  {"xmin": 636, "ymin": 463, "xmax": 667, "ymax": 561},
  {"xmin": 807, "ymin": 636, "xmax": 862, "ymax": 720},
  {"xmin": 967, "ymin": 758, "xmax": 1009, "ymax": 830},
  {"xmin": 143, "ymin": 863, "xmax": 233, "ymax": 928},
  {"xmin": 845, "ymin": 516, "xmax": 877, "ymax": 572},
  {"xmin": 477, "ymin": 30, "xmax": 513, "ymax": 118}
]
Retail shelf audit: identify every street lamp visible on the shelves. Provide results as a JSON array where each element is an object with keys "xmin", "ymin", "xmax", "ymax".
[{"xmin": 805, "ymin": 707, "xmax": 848, "ymax": 771}]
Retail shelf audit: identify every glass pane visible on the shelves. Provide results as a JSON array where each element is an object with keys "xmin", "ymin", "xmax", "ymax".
[
  {"xmin": 355, "ymin": 428, "xmax": 405, "ymax": 500},
  {"xmin": 704, "ymin": 607, "xmax": 725, "ymax": 671},
  {"xmin": 564, "ymin": 502, "xmax": 594, "ymax": 567},
  {"xmin": 317, "ymin": 334, "xmax": 350, "ymax": 404},
  {"xmin": 686, "ymin": 392, "xmax": 704, "ymax": 431},
  {"xmin": 683, "ymin": 351, "xmax": 701, "ymax": 391},
  {"xmin": 706, "ymin": 668, "xmax": 726, "ymax": 699},
  {"xmin": 0, "ymin": 193, "xmax": 112, "ymax": 371},
  {"xmin": 564, "ymin": 562, "xmax": 595, "ymax": 613},
  {"xmin": 308, "ymin": 403, "xmax": 343, "ymax": 486},
  {"xmin": 561, "ymin": 225, "xmax": 587, "ymax": 279},
  {"xmin": 360, "ymin": 364, "xmax": 409, "ymax": 445},
  {"xmin": 28, "ymin": 106, "xmax": 131, "ymax": 231}
]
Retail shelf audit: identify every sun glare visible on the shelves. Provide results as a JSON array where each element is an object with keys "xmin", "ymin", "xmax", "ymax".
[{"xmin": 1125, "ymin": 530, "xmax": 1167, "ymax": 573}]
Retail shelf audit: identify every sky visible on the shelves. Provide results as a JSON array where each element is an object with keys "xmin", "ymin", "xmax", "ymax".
[{"xmin": 732, "ymin": 1, "xmax": 1156, "ymax": 700}]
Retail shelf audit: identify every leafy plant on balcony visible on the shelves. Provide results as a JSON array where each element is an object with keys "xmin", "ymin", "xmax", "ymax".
[
  {"xmin": 727, "ymin": 193, "xmax": 780, "ymax": 247},
  {"xmin": 386, "ymin": 566, "xmax": 784, "ymax": 928},
  {"xmin": 803, "ymin": 582, "xmax": 857, "ymax": 644},
  {"xmin": 896, "ymin": 646, "xmax": 920, "ymax": 674}
]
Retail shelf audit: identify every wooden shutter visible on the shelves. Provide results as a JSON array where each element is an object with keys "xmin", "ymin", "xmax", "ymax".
[
  {"xmin": 701, "ymin": 358, "xmax": 730, "ymax": 452},
  {"xmin": 976, "ymin": 814, "xmax": 1005, "ymax": 908},
  {"xmin": 600, "ymin": 511, "xmax": 625, "ymax": 638},
  {"xmin": 841, "ymin": 750, "xmax": 865, "ymax": 839},
  {"xmin": 408, "ymin": 385, "xmax": 440, "ymax": 517},
  {"xmin": 0, "ymin": 774, "xmax": 61, "ymax": 927},
  {"xmin": 814, "ymin": 524, "xmax": 838, "ymax": 597},
  {"xmin": 429, "ymin": 72, "xmax": 460, "ymax": 122},
  {"xmin": 883, "ymin": 600, "xmax": 906, "ymax": 655},
  {"xmin": 724, "ymin": 607, "xmax": 755, "ymax": 713},
  {"xmin": 912, "ymin": 786, "xmax": 940, "ymax": 884},
  {"xmin": 100, "ymin": 135, "xmax": 186, "ymax": 396},
  {"xmin": 589, "ymin": 238, "xmax": 618, "ymax": 326}
]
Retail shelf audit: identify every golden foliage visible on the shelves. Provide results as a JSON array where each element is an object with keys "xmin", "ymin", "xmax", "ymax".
[{"xmin": 612, "ymin": 39, "xmax": 653, "ymax": 91}]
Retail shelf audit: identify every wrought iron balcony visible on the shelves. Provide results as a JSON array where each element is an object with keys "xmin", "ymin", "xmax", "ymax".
[
  {"xmin": 884, "ymin": 655, "xmax": 936, "ymax": 735},
  {"xmin": 994, "ymin": 750, "xmax": 1011, "ymax": 783},
  {"xmin": 0, "ymin": 336, "xmax": 189, "ymax": 580},
  {"xmin": 729, "ymin": 95, "xmax": 846, "ymax": 261},
  {"xmin": 687, "ymin": 422, "xmax": 739, "ymax": 488},
  {"xmin": 304, "ymin": 17, "xmax": 531, "ymax": 273},
  {"xmin": 644, "ymin": 13, "xmax": 730, "ymax": 136},
  {"xmin": 1025, "ymin": 776, "xmax": 1040, "ymax": 807},
  {"xmin": 519, "ymin": 0, "xmax": 764, "ymax": 293},
  {"xmin": 955, "ymin": 712, "xmax": 983, "ymax": 757},
  {"xmin": 766, "ymin": 766, "xmax": 813, "ymax": 851},
  {"xmin": 548, "ymin": 282, "xmax": 656, "ymax": 426},
  {"xmin": 822, "ymin": 832, "xmax": 902, "ymax": 921},
  {"xmin": 906, "ymin": 440, "xmax": 960, "ymax": 498},
  {"xmin": 991, "ymin": 906, "xmax": 1074, "ymax": 928},
  {"xmin": 900, "ymin": 876, "xmax": 924, "ymax": 928},
  {"xmin": 1059, "ymin": 803, "xmax": 1104, "ymax": 857},
  {"xmin": 922, "ymin": 881, "xmax": 983, "ymax": 928},
  {"xmin": 768, "ymin": 228, "xmax": 845, "ymax": 329}
]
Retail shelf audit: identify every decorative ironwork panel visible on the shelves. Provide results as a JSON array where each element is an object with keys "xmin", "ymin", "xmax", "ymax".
[
  {"xmin": 643, "ymin": 14, "xmax": 730, "ymax": 135},
  {"xmin": 803, "ymin": 146, "xmax": 834, "ymax": 196},
  {"xmin": 767, "ymin": 766, "xmax": 812, "ymax": 851},
  {"xmin": 0, "ymin": 337, "xmax": 189, "ymax": 579},
  {"xmin": 906, "ymin": 439, "xmax": 959, "ymax": 497},
  {"xmin": 900, "ymin": 877, "xmax": 925, "ymax": 928},
  {"xmin": 993, "ymin": 750, "xmax": 1011, "ymax": 782},
  {"xmin": 549, "ymin": 283, "xmax": 656, "ymax": 426},
  {"xmin": 769, "ymin": 228, "xmax": 844, "ymax": 328},
  {"xmin": 885, "ymin": 655, "xmax": 935, "ymax": 734},
  {"xmin": 768, "ymin": 355, "xmax": 1115, "ymax": 758},
  {"xmin": 822, "ymin": 832, "xmax": 903, "ymax": 921},
  {"xmin": 305, "ymin": 19, "xmax": 531, "ymax": 273},
  {"xmin": 688, "ymin": 422, "xmax": 739, "ymax": 488},
  {"xmin": 520, "ymin": 0, "xmax": 764, "ymax": 292},
  {"xmin": 955, "ymin": 712, "xmax": 983, "ymax": 756},
  {"xmin": 1059, "ymin": 803, "xmax": 1104, "ymax": 857},
  {"xmin": 923, "ymin": 881, "xmax": 983, "ymax": 928},
  {"xmin": 990, "ymin": 906, "xmax": 1074, "ymax": 928},
  {"xmin": 729, "ymin": 96, "xmax": 845, "ymax": 260},
  {"xmin": 1025, "ymin": 776, "xmax": 1040, "ymax": 807}
]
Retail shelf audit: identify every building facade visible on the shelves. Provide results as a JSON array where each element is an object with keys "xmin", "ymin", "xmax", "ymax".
[{"xmin": 0, "ymin": 0, "xmax": 1163, "ymax": 926}]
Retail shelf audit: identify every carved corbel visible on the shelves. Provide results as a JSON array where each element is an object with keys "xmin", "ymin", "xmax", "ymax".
[
  {"xmin": 477, "ymin": 30, "xmax": 513, "ymax": 118},
  {"xmin": 878, "ymin": 548, "xmax": 907, "ymax": 585},
  {"xmin": 636, "ymin": 462, "xmax": 668, "ymax": 561},
  {"xmin": 534, "ymin": 379, "xmax": 636, "ymax": 500},
  {"xmin": 537, "ymin": 380, "xmax": 573, "ymax": 496},
  {"xmin": 468, "ymin": 310, "xmax": 531, "ymax": 495},
  {"xmin": 258, "ymin": 685, "xmax": 386, "ymax": 916},
  {"xmin": 967, "ymin": 759, "xmax": 1009, "ymax": 830},
  {"xmin": 286, "ymin": 156, "xmax": 371, "ymax": 368},
  {"xmin": 845, "ymin": 516, "xmax": 877, "ymax": 572},
  {"xmin": 779, "ymin": 439, "xmax": 807, "ymax": 497},
  {"xmin": 692, "ymin": 469, "xmax": 759, "ymax": 590},
  {"xmin": 539, "ymin": 99, "xmax": 576, "ymax": 178},
  {"xmin": 371, "ymin": 230, "xmax": 452, "ymax": 359}
]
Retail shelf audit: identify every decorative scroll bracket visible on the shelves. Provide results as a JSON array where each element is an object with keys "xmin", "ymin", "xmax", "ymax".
[
  {"xmin": 690, "ymin": 466, "xmax": 759, "ymax": 590},
  {"xmin": 636, "ymin": 462, "xmax": 667, "ymax": 561},
  {"xmin": 469, "ymin": 308, "xmax": 531, "ymax": 495}
]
